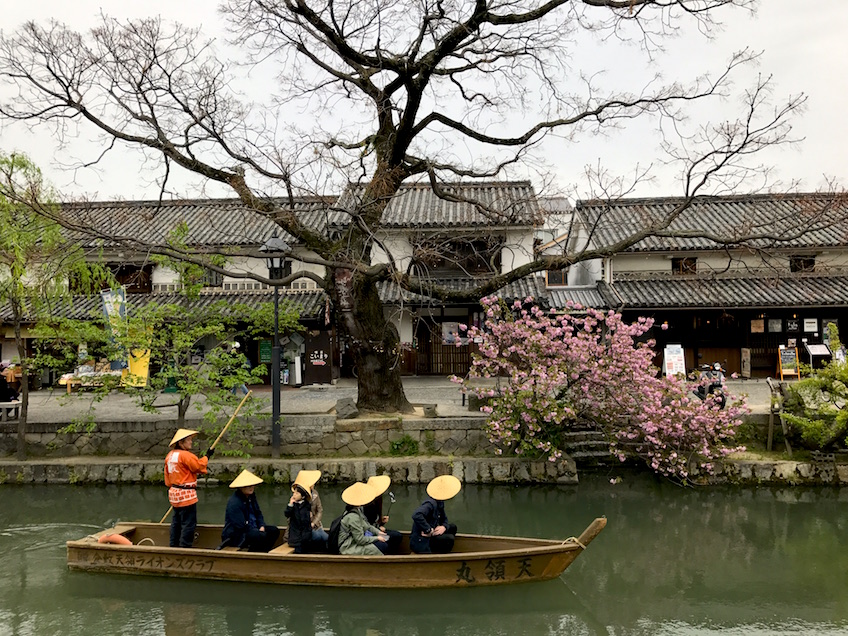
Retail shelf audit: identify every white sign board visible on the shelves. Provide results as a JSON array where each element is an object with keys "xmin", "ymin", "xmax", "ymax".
[{"xmin": 663, "ymin": 344, "xmax": 686, "ymax": 377}]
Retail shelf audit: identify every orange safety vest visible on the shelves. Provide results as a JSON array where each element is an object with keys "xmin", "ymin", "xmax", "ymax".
[{"xmin": 164, "ymin": 449, "xmax": 209, "ymax": 507}]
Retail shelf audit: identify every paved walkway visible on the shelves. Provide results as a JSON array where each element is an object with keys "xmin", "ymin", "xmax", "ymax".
[{"xmin": 18, "ymin": 376, "xmax": 774, "ymax": 423}]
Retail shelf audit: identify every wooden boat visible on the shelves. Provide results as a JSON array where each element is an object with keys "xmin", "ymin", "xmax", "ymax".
[{"xmin": 66, "ymin": 517, "xmax": 606, "ymax": 588}]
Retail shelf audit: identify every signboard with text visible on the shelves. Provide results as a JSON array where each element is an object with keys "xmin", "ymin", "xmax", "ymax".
[
  {"xmin": 663, "ymin": 344, "xmax": 686, "ymax": 377},
  {"xmin": 778, "ymin": 347, "xmax": 799, "ymax": 380}
]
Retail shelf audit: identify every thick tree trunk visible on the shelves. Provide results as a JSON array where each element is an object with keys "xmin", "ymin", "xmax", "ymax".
[{"xmin": 333, "ymin": 268, "xmax": 412, "ymax": 413}]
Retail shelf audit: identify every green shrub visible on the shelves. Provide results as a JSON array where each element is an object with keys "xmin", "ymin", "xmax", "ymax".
[{"xmin": 389, "ymin": 434, "xmax": 419, "ymax": 456}]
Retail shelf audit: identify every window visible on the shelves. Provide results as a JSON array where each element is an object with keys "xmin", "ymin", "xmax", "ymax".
[
  {"xmin": 202, "ymin": 268, "xmax": 223, "ymax": 288},
  {"xmin": 546, "ymin": 269, "xmax": 568, "ymax": 286},
  {"xmin": 790, "ymin": 255, "xmax": 815, "ymax": 273},
  {"xmin": 671, "ymin": 257, "xmax": 697, "ymax": 275},
  {"xmin": 411, "ymin": 236, "xmax": 503, "ymax": 275}
]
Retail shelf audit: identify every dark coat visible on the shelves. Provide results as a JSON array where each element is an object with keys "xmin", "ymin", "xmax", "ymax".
[
  {"xmin": 221, "ymin": 491, "xmax": 266, "ymax": 548},
  {"xmin": 410, "ymin": 497, "xmax": 448, "ymax": 539},
  {"xmin": 285, "ymin": 500, "xmax": 313, "ymax": 548}
]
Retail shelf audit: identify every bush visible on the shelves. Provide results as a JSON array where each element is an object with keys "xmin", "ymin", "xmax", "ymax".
[{"xmin": 389, "ymin": 434, "xmax": 419, "ymax": 456}]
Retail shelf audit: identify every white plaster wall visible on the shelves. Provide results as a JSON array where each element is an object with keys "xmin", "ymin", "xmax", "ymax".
[
  {"xmin": 383, "ymin": 306, "xmax": 414, "ymax": 343},
  {"xmin": 372, "ymin": 235, "xmax": 414, "ymax": 271},
  {"xmin": 610, "ymin": 248, "xmax": 848, "ymax": 275},
  {"xmin": 501, "ymin": 228, "xmax": 534, "ymax": 273}
]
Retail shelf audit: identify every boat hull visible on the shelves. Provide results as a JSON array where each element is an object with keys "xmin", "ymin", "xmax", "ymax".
[{"xmin": 67, "ymin": 518, "xmax": 606, "ymax": 589}]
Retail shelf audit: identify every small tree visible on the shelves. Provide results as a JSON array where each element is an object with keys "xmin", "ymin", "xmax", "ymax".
[
  {"xmin": 458, "ymin": 296, "xmax": 747, "ymax": 481},
  {"xmin": 0, "ymin": 153, "xmax": 110, "ymax": 459},
  {"xmin": 781, "ymin": 323, "xmax": 848, "ymax": 451},
  {"xmin": 35, "ymin": 255, "xmax": 303, "ymax": 454}
]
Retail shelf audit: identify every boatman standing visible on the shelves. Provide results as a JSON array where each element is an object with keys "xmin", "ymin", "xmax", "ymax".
[{"xmin": 164, "ymin": 428, "xmax": 211, "ymax": 548}]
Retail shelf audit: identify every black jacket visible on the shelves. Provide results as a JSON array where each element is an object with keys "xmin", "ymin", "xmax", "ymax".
[
  {"xmin": 221, "ymin": 491, "xmax": 266, "ymax": 548},
  {"xmin": 285, "ymin": 500, "xmax": 312, "ymax": 547}
]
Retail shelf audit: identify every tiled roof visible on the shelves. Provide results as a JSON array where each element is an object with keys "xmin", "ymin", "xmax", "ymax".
[
  {"xmin": 378, "ymin": 276, "xmax": 546, "ymax": 306},
  {"xmin": 576, "ymin": 192, "xmax": 848, "ymax": 252},
  {"xmin": 546, "ymin": 287, "xmax": 609, "ymax": 311},
  {"xmin": 60, "ymin": 197, "xmax": 334, "ymax": 248},
  {"xmin": 1, "ymin": 289, "xmax": 326, "ymax": 322},
  {"xmin": 604, "ymin": 274, "xmax": 848, "ymax": 309},
  {"xmin": 336, "ymin": 181, "xmax": 541, "ymax": 228}
]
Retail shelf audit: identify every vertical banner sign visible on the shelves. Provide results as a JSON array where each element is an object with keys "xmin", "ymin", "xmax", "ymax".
[
  {"xmin": 100, "ymin": 288, "xmax": 128, "ymax": 371},
  {"xmin": 663, "ymin": 344, "xmax": 686, "ymax": 377},
  {"xmin": 740, "ymin": 348, "xmax": 751, "ymax": 379}
]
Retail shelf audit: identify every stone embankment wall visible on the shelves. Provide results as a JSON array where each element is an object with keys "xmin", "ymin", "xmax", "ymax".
[
  {"xmin": 0, "ymin": 456, "xmax": 578, "ymax": 485},
  {"xmin": 695, "ymin": 458, "xmax": 848, "ymax": 486},
  {"xmin": 0, "ymin": 415, "xmax": 492, "ymax": 458}
]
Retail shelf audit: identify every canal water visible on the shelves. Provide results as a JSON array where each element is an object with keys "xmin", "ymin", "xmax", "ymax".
[{"xmin": 1, "ymin": 473, "xmax": 847, "ymax": 635}]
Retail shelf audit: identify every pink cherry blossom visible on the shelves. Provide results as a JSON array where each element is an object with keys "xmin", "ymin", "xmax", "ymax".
[{"xmin": 455, "ymin": 296, "xmax": 747, "ymax": 482}]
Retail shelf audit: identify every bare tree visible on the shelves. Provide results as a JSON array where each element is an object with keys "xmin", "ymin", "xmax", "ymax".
[{"xmin": 0, "ymin": 0, "xmax": 808, "ymax": 411}]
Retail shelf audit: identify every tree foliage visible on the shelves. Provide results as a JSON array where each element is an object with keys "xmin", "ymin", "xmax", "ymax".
[
  {"xmin": 458, "ymin": 296, "xmax": 747, "ymax": 481},
  {"xmin": 782, "ymin": 325, "xmax": 848, "ymax": 451},
  {"xmin": 0, "ymin": 153, "xmax": 111, "ymax": 458},
  {"xmin": 33, "ymin": 255, "xmax": 302, "ymax": 453}
]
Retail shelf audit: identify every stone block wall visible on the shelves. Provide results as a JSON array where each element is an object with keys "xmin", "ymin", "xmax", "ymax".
[
  {"xmin": 0, "ymin": 456, "xmax": 578, "ymax": 485},
  {"xmin": 0, "ymin": 414, "xmax": 493, "ymax": 459}
]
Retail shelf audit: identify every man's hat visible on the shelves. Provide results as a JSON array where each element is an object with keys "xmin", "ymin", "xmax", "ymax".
[
  {"xmin": 169, "ymin": 428, "xmax": 199, "ymax": 447},
  {"xmin": 229, "ymin": 470, "xmax": 264, "ymax": 489},
  {"xmin": 342, "ymin": 482, "xmax": 377, "ymax": 507},
  {"xmin": 366, "ymin": 475, "xmax": 391, "ymax": 497},
  {"xmin": 426, "ymin": 475, "xmax": 462, "ymax": 501}
]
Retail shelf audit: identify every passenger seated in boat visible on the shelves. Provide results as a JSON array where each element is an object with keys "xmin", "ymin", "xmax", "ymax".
[
  {"xmin": 410, "ymin": 475, "xmax": 461, "ymax": 554},
  {"xmin": 285, "ymin": 475, "xmax": 324, "ymax": 553},
  {"xmin": 283, "ymin": 470, "xmax": 329, "ymax": 546},
  {"xmin": 362, "ymin": 475, "xmax": 402, "ymax": 554},
  {"xmin": 338, "ymin": 482, "xmax": 389, "ymax": 555},
  {"xmin": 221, "ymin": 470, "xmax": 280, "ymax": 552},
  {"xmin": 164, "ymin": 428, "xmax": 210, "ymax": 548}
]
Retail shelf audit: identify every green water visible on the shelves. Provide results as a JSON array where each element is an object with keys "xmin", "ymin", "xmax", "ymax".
[{"xmin": 1, "ymin": 474, "xmax": 847, "ymax": 635}]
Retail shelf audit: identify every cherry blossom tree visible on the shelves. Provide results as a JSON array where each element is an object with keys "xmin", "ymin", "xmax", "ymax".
[{"xmin": 458, "ymin": 296, "xmax": 747, "ymax": 481}]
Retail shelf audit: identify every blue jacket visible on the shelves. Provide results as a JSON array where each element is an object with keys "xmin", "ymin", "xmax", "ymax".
[{"xmin": 221, "ymin": 491, "xmax": 266, "ymax": 548}]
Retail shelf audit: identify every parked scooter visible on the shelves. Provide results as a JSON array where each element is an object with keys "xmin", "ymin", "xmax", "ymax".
[{"xmin": 692, "ymin": 362, "xmax": 727, "ymax": 409}]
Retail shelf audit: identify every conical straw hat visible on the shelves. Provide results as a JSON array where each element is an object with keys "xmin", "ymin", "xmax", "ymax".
[
  {"xmin": 169, "ymin": 428, "xmax": 199, "ymax": 447},
  {"xmin": 342, "ymin": 482, "xmax": 377, "ymax": 507},
  {"xmin": 229, "ymin": 470, "xmax": 263, "ymax": 489},
  {"xmin": 426, "ymin": 475, "xmax": 462, "ymax": 501},
  {"xmin": 292, "ymin": 469, "xmax": 322, "ymax": 493},
  {"xmin": 366, "ymin": 475, "xmax": 391, "ymax": 497}
]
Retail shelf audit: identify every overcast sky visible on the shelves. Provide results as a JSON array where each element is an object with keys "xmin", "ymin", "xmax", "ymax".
[{"xmin": 1, "ymin": 1, "xmax": 847, "ymax": 202}]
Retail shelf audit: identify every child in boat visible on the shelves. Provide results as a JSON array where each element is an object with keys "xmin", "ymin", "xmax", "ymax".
[
  {"xmin": 338, "ymin": 482, "xmax": 389, "ymax": 555},
  {"xmin": 221, "ymin": 469, "xmax": 280, "ymax": 552},
  {"xmin": 363, "ymin": 474, "xmax": 402, "ymax": 554},
  {"xmin": 164, "ymin": 428, "xmax": 211, "ymax": 548},
  {"xmin": 410, "ymin": 475, "xmax": 461, "ymax": 554},
  {"xmin": 283, "ymin": 470, "xmax": 328, "ymax": 549},
  {"xmin": 285, "ymin": 471, "xmax": 324, "ymax": 553}
]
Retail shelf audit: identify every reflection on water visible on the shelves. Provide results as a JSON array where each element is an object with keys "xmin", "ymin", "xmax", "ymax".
[{"xmin": 1, "ymin": 475, "xmax": 848, "ymax": 635}]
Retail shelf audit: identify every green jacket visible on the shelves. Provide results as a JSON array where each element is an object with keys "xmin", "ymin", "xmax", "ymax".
[{"xmin": 339, "ymin": 508, "xmax": 383, "ymax": 556}]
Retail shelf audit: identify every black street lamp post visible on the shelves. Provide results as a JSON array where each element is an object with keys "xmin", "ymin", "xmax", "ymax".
[{"xmin": 260, "ymin": 234, "xmax": 291, "ymax": 458}]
